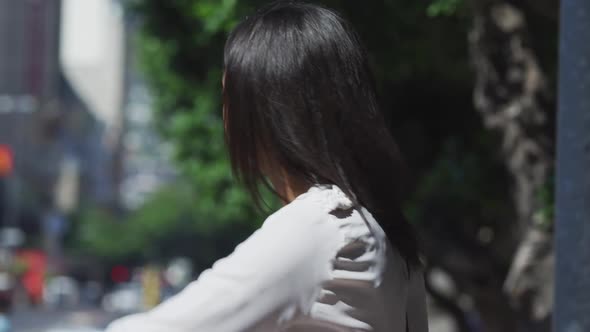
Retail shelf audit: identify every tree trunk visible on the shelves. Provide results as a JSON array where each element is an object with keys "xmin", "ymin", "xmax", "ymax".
[{"xmin": 469, "ymin": 1, "xmax": 554, "ymax": 331}]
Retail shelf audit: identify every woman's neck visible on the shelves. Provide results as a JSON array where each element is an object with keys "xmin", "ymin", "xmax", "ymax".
[{"xmin": 269, "ymin": 169, "xmax": 310, "ymax": 204}]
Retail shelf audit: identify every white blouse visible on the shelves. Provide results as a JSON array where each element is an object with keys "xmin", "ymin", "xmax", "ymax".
[{"xmin": 105, "ymin": 185, "xmax": 428, "ymax": 332}]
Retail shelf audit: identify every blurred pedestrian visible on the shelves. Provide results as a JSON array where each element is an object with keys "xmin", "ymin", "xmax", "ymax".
[{"xmin": 107, "ymin": 1, "xmax": 427, "ymax": 331}]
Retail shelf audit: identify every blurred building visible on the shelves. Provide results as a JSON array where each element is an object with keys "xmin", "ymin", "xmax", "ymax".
[
  {"xmin": 60, "ymin": 0, "xmax": 128, "ymax": 207},
  {"xmin": 120, "ymin": 63, "xmax": 176, "ymax": 210},
  {"xmin": 0, "ymin": 0, "xmax": 176, "ymax": 244},
  {"xmin": 61, "ymin": 0, "xmax": 176, "ymax": 211},
  {"xmin": 0, "ymin": 0, "xmax": 63, "ymax": 212},
  {"xmin": 0, "ymin": 0, "xmax": 125, "ymax": 242}
]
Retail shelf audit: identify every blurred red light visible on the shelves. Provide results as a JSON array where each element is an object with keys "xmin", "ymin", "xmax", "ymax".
[
  {"xmin": 111, "ymin": 265, "xmax": 130, "ymax": 283},
  {"xmin": 0, "ymin": 145, "xmax": 13, "ymax": 177}
]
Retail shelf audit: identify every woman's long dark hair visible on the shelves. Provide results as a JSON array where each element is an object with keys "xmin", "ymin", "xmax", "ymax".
[{"xmin": 223, "ymin": 1, "xmax": 420, "ymax": 267}]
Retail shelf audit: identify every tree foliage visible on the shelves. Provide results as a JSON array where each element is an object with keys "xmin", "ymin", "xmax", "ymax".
[
  {"xmin": 74, "ymin": 184, "xmax": 255, "ymax": 270},
  {"xmin": 126, "ymin": 0, "xmax": 475, "ymax": 224}
]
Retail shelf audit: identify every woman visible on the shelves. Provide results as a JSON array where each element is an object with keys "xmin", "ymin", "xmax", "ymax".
[{"xmin": 106, "ymin": 1, "xmax": 428, "ymax": 331}]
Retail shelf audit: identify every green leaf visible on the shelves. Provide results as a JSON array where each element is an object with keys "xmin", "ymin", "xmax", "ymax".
[{"xmin": 427, "ymin": 0, "xmax": 462, "ymax": 17}]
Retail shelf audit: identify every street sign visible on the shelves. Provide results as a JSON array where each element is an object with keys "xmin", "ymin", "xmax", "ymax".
[{"xmin": 0, "ymin": 145, "xmax": 12, "ymax": 177}]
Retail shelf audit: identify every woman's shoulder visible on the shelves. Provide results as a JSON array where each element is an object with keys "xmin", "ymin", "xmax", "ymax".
[{"xmin": 263, "ymin": 184, "xmax": 354, "ymax": 230}]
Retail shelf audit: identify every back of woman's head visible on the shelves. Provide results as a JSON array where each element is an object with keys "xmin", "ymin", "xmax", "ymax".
[{"xmin": 223, "ymin": 1, "xmax": 420, "ymax": 266}]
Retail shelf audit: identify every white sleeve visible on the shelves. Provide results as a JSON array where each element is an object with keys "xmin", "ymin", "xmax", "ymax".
[{"xmin": 105, "ymin": 208, "xmax": 342, "ymax": 332}]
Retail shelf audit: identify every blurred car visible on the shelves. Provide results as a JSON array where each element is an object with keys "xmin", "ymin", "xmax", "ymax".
[{"xmin": 101, "ymin": 282, "xmax": 143, "ymax": 314}]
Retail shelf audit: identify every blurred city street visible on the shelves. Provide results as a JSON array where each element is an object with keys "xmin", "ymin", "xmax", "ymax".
[{"xmin": 12, "ymin": 306, "xmax": 116, "ymax": 332}]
